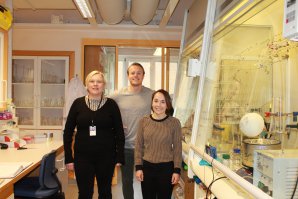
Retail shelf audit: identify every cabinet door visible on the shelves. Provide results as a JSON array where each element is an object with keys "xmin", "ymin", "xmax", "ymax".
[
  {"xmin": 12, "ymin": 56, "xmax": 37, "ymax": 127},
  {"xmin": 38, "ymin": 56, "xmax": 69, "ymax": 129},
  {"xmin": 12, "ymin": 56, "xmax": 69, "ymax": 130}
]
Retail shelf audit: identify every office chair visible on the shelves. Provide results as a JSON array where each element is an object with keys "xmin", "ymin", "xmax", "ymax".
[{"xmin": 14, "ymin": 150, "xmax": 65, "ymax": 199}]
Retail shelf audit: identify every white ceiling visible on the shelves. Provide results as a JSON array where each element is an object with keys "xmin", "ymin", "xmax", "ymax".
[{"xmin": 12, "ymin": 0, "xmax": 195, "ymax": 27}]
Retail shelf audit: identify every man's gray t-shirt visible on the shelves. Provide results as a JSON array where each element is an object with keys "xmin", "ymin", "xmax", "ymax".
[{"xmin": 110, "ymin": 86, "xmax": 154, "ymax": 149}]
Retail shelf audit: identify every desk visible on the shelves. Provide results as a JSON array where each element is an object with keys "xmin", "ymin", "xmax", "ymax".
[{"xmin": 0, "ymin": 140, "xmax": 63, "ymax": 199}]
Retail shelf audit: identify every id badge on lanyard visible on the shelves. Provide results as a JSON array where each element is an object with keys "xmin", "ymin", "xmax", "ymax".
[
  {"xmin": 88, "ymin": 95, "xmax": 103, "ymax": 137},
  {"xmin": 89, "ymin": 126, "xmax": 96, "ymax": 136}
]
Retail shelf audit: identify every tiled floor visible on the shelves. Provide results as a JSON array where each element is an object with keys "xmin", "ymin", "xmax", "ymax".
[{"xmin": 65, "ymin": 167, "xmax": 143, "ymax": 199}]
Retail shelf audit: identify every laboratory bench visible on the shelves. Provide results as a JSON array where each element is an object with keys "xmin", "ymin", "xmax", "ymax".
[{"xmin": 0, "ymin": 140, "xmax": 64, "ymax": 199}]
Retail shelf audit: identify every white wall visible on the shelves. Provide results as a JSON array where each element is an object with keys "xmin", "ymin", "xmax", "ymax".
[
  {"xmin": 12, "ymin": 24, "xmax": 182, "ymax": 76},
  {"xmin": 0, "ymin": 31, "xmax": 3, "ymax": 81}
]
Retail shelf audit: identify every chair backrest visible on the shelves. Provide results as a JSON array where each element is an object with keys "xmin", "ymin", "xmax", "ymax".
[{"xmin": 39, "ymin": 150, "xmax": 59, "ymax": 189}]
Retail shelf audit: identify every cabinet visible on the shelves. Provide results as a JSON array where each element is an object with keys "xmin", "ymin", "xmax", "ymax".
[{"xmin": 11, "ymin": 56, "xmax": 69, "ymax": 130}]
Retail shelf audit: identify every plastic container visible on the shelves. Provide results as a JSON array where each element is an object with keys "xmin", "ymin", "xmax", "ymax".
[
  {"xmin": 222, "ymin": 153, "xmax": 230, "ymax": 168},
  {"xmin": 22, "ymin": 135, "xmax": 34, "ymax": 144}
]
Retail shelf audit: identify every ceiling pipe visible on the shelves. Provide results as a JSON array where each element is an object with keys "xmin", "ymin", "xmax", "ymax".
[
  {"xmin": 89, "ymin": 0, "xmax": 103, "ymax": 24},
  {"xmin": 96, "ymin": 0, "xmax": 125, "ymax": 24},
  {"xmin": 130, "ymin": 0, "xmax": 160, "ymax": 25}
]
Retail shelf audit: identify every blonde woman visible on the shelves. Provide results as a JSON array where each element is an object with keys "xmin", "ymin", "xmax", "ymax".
[{"xmin": 64, "ymin": 71, "xmax": 125, "ymax": 199}]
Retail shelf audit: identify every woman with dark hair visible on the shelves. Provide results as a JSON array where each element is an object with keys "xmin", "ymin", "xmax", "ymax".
[
  {"xmin": 151, "ymin": 89, "xmax": 174, "ymax": 116},
  {"xmin": 134, "ymin": 89, "xmax": 182, "ymax": 199}
]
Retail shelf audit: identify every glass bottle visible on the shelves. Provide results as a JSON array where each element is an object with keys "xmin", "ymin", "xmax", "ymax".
[{"xmin": 231, "ymin": 148, "xmax": 241, "ymax": 171}]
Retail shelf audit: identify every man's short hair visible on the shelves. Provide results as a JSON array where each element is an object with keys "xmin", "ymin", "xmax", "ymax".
[{"xmin": 127, "ymin": 62, "xmax": 145, "ymax": 75}]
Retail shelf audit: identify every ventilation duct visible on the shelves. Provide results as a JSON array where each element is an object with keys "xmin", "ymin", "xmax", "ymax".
[
  {"xmin": 96, "ymin": 0, "xmax": 125, "ymax": 24},
  {"xmin": 130, "ymin": 0, "xmax": 159, "ymax": 25}
]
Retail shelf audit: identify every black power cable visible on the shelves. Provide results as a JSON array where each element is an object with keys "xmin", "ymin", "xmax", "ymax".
[
  {"xmin": 291, "ymin": 176, "xmax": 298, "ymax": 199},
  {"xmin": 205, "ymin": 176, "xmax": 227, "ymax": 199},
  {"xmin": 205, "ymin": 157, "xmax": 227, "ymax": 199}
]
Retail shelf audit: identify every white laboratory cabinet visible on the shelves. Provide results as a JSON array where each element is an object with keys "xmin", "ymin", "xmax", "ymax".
[{"xmin": 11, "ymin": 56, "xmax": 69, "ymax": 130}]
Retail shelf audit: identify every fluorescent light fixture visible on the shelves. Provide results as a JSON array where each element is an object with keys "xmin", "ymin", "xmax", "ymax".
[
  {"xmin": 153, "ymin": 47, "xmax": 162, "ymax": 56},
  {"xmin": 74, "ymin": 0, "xmax": 94, "ymax": 18},
  {"xmin": 220, "ymin": 0, "xmax": 250, "ymax": 23}
]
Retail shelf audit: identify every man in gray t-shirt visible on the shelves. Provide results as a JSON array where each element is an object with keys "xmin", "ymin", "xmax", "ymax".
[{"xmin": 110, "ymin": 62, "xmax": 153, "ymax": 199}]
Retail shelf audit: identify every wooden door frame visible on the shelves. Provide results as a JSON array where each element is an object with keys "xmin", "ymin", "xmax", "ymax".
[{"xmin": 81, "ymin": 38, "xmax": 180, "ymax": 90}]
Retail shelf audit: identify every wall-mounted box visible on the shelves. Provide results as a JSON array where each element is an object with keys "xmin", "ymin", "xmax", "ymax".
[{"xmin": 187, "ymin": 59, "xmax": 202, "ymax": 77}]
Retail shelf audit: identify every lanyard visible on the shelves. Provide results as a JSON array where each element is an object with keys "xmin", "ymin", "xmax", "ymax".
[{"xmin": 88, "ymin": 94, "xmax": 103, "ymax": 126}]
